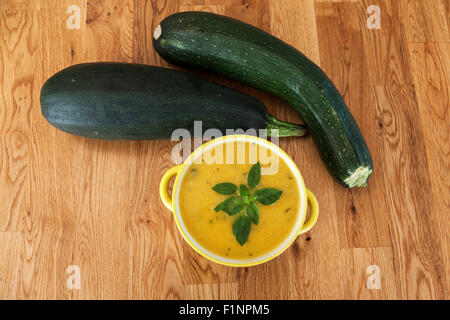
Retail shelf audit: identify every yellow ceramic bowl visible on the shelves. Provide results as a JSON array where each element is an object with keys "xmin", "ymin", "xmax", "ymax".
[{"xmin": 159, "ymin": 135, "xmax": 319, "ymax": 267}]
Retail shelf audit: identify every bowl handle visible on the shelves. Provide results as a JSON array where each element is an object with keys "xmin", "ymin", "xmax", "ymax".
[
  {"xmin": 159, "ymin": 164, "xmax": 182, "ymax": 212},
  {"xmin": 297, "ymin": 188, "xmax": 319, "ymax": 235}
]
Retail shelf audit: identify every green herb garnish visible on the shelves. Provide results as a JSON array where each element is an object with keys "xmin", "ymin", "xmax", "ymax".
[
  {"xmin": 233, "ymin": 215, "xmax": 251, "ymax": 246},
  {"xmin": 245, "ymin": 202, "xmax": 259, "ymax": 225},
  {"xmin": 239, "ymin": 184, "xmax": 250, "ymax": 198},
  {"xmin": 247, "ymin": 162, "xmax": 261, "ymax": 188},
  {"xmin": 254, "ymin": 188, "xmax": 282, "ymax": 205},
  {"xmin": 214, "ymin": 195, "xmax": 244, "ymax": 215},
  {"xmin": 212, "ymin": 162, "xmax": 283, "ymax": 246},
  {"xmin": 212, "ymin": 183, "xmax": 238, "ymax": 195}
]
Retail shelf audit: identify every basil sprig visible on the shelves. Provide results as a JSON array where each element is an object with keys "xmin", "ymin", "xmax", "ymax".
[{"xmin": 212, "ymin": 162, "xmax": 283, "ymax": 246}]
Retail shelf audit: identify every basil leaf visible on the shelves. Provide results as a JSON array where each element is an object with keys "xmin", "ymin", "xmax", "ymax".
[
  {"xmin": 254, "ymin": 188, "xmax": 282, "ymax": 205},
  {"xmin": 214, "ymin": 196, "xmax": 244, "ymax": 215},
  {"xmin": 246, "ymin": 203, "xmax": 259, "ymax": 225},
  {"xmin": 212, "ymin": 183, "xmax": 237, "ymax": 195},
  {"xmin": 232, "ymin": 215, "xmax": 251, "ymax": 246},
  {"xmin": 247, "ymin": 162, "xmax": 261, "ymax": 189},
  {"xmin": 239, "ymin": 184, "xmax": 250, "ymax": 198}
]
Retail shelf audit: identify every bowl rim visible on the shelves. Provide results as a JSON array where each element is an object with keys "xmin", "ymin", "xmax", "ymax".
[{"xmin": 171, "ymin": 135, "xmax": 308, "ymax": 267}]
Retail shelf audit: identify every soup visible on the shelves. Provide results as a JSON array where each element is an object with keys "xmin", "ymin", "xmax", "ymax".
[{"xmin": 178, "ymin": 141, "xmax": 300, "ymax": 260}]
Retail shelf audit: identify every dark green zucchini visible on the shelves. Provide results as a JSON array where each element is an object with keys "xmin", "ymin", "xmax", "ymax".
[
  {"xmin": 40, "ymin": 63, "xmax": 305, "ymax": 140},
  {"xmin": 152, "ymin": 11, "xmax": 373, "ymax": 188}
]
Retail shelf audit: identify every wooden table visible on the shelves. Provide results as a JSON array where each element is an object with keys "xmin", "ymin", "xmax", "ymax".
[{"xmin": 0, "ymin": 0, "xmax": 448, "ymax": 299}]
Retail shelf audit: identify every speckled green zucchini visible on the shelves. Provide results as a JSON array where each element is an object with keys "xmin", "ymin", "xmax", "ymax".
[
  {"xmin": 40, "ymin": 63, "xmax": 305, "ymax": 140},
  {"xmin": 153, "ymin": 11, "xmax": 373, "ymax": 188}
]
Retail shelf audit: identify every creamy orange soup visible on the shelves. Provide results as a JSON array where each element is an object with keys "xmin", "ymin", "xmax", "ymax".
[{"xmin": 178, "ymin": 141, "xmax": 300, "ymax": 260}]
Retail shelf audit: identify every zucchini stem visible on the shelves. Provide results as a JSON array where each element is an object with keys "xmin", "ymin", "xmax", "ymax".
[
  {"xmin": 344, "ymin": 166, "xmax": 373, "ymax": 188},
  {"xmin": 265, "ymin": 114, "xmax": 306, "ymax": 137}
]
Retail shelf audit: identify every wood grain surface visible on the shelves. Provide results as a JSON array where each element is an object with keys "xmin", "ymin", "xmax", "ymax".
[{"xmin": 0, "ymin": 0, "xmax": 448, "ymax": 300}]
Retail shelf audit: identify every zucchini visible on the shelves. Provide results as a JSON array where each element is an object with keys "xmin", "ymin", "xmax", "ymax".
[
  {"xmin": 40, "ymin": 63, "xmax": 305, "ymax": 140},
  {"xmin": 153, "ymin": 11, "xmax": 373, "ymax": 188}
]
